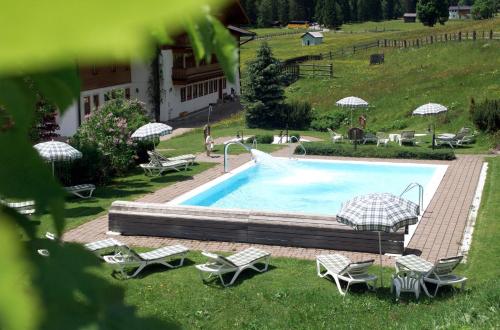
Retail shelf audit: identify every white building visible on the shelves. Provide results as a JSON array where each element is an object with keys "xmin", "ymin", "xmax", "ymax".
[{"xmin": 56, "ymin": 2, "xmax": 254, "ymax": 136}]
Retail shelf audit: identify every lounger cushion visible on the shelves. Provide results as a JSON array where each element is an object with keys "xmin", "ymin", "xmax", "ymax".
[
  {"xmin": 317, "ymin": 254, "xmax": 351, "ymax": 274},
  {"xmin": 169, "ymin": 154, "xmax": 196, "ymax": 161},
  {"xmin": 138, "ymin": 245, "xmax": 188, "ymax": 260},
  {"xmin": 5, "ymin": 200, "xmax": 35, "ymax": 208},
  {"xmin": 65, "ymin": 184, "xmax": 95, "ymax": 192},
  {"xmin": 159, "ymin": 160, "xmax": 188, "ymax": 167},
  {"xmin": 84, "ymin": 238, "xmax": 124, "ymax": 252},
  {"xmin": 226, "ymin": 247, "xmax": 270, "ymax": 267}
]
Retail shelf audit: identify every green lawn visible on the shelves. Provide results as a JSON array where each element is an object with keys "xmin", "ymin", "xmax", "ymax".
[
  {"xmin": 34, "ymin": 162, "xmax": 216, "ymax": 236},
  {"xmin": 79, "ymin": 156, "xmax": 500, "ymax": 329}
]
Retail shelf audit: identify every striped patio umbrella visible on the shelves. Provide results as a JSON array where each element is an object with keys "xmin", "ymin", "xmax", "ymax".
[
  {"xmin": 412, "ymin": 103, "xmax": 447, "ymax": 116},
  {"xmin": 412, "ymin": 103, "xmax": 448, "ymax": 149},
  {"xmin": 131, "ymin": 123, "xmax": 172, "ymax": 141},
  {"xmin": 336, "ymin": 96, "xmax": 369, "ymax": 127},
  {"xmin": 337, "ymin": 192, "xmax": 420, "ymax": 286},
  {"xmin": 34, "ymin": 141, "xmax": 82, "ymax": 175},
  {"xmin": 131, "ymin": 123, "xmax": 173, "ymax": 150}
]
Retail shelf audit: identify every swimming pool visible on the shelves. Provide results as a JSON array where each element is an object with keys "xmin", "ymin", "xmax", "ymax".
[{"xmin": 171, "ymin": 157, "xmax": 447, "ymax": 217}]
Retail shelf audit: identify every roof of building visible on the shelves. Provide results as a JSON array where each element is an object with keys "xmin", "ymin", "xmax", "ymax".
[
  {"xmin": 449, "ymin": 5, "xmax": 472, "ymax": 10},
  {"xmin": 403, "ymin": 13, "xmax": 417, "ymax": 17},
  {"xmin": 301, "ymin": 32, "xmax": 324, "ymax": 39},
  {"xmin": 289, "ymin": 20, "xmax": 309, "ymax": 24},
  {"xmin": 227, "ymin": 25, "xmax": 256, "ymax": 37}
]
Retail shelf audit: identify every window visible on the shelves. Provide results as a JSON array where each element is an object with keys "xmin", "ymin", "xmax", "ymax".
[
  {"xmin": 83, "ymin": 96, "xmax": 91, "ymax": 116},
  {"xmin": 214, "ymin": 79, "xmax": 218, "ymax": 92},
  {"xmin": 198, "ymin": 83, "xmax": 203, "ymax": 96},
  {"xmin": 92, "ymin": 94, "xmax": 99, "ymax": 111},
  {"xmin": 187, "ymin": 86, "xmax": 192, "ymax": 100},
  {"xmin": 104, "ymin": 93, "xmax": 110, "ymax": 102},
  {"xmin": 180, "ymin": 87, "xmax": 186, "ymax": 102},
  {"xmin": 222, "ymin": 78, "xmax": 227, "ymax": 89},
  {"xmin": 193, "ymin": 84, "xmax": 198, "ymax": 98},
  {"xmin": 204, "ymin": 82, "xmax": 208, "ymax": 95},
  {"xmin": 209, "ymin": 80, "xmax": 213, "ymax": 93},
  {"xmin": 125, "ymin": 88, "xmax": 130, "ymax": 99}
]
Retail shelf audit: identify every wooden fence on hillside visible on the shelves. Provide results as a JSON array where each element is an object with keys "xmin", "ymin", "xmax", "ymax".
[
  {"xmin": 281, "ymin": 63, "xmax": 333, "ymax": 79},
  {"xmin": 379, "ymin": 30, "xmax": 498, "ymax": 49},
  {"xmin": 277, "ymin": 29, "xmax": 497, "ymax": 82}
]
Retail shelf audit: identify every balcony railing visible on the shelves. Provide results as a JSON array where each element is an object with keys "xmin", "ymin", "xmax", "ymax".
[{"xmin": 172, "ymin": 63, "xmax": 224, "ymax": 84}]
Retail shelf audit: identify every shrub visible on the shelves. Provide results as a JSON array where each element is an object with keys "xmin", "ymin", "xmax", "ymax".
[
  {"xmin": 470, "ymin": 98, "xmax": 500, "ymax": 133},
  {"xmin": 289, "ymin": 132, "xmax": 301, "ymax": 141},
  {"xmin": 251, "ymin": 134, "xmax": 274, "ymax": 144},
  {"xmin": 298, "ymin": 142, "xmax": 455, "ymax": 160},
  {"xmin": 70, "ymin": 93, "xmax": 150, "ymax": 182},
  {"xmin": 285, "ymin": 101, "xmax": 312, "ymax": 130},
  {"xmin": 310, "ymin": 111, "xmax": 348, "ymax": 131},
  {"xmin": 472, "ymin": 0, "xmax": 496, "ymax": 19}
]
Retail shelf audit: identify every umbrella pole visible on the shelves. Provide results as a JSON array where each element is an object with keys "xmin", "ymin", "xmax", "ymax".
[
  {"xmin": 432, "ymin": 122, "xmax": 436, "ymax": 150},
  {"xmin": 52, "ymin": 161, "xmax": 55, "ymax": 177},
  {"xmin": 378, "ymin": 231, "xmax": 383, "ymax": 287}
]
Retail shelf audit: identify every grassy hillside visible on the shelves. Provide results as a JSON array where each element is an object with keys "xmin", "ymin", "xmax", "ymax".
[
  {"xmin": 242, "ymin": 18, "xmax": 500, "ymax": 64},
  {"xmin": 285, "ymin": 41, "xmax": 500, "ymax": 137}
]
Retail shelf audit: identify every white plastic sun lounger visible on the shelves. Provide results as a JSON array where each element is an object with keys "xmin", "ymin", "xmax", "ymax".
[
  {"xmin": 1, "ymin": 199, "xmax": 36, "ymax": 215},
  {"xmin": 65, "ymin": 184, "xmax": 96, "ymax": 199},
  {"xmin": 395, "ymin": 254, "xmax": 467, "ymax": 297},
  {"xmin": 422, "ymin": 256, "xmax": 467, "ymax": 297},
  {"xmin": 148, "ymin": 150, "xmax": 196, "ymax": 166},
  {"xmin": 317, "ymin": 254, "xmax": 377, "ymax": 296},
  {"xmin": 195, "ymin": 248, "xmax": 271, "ymax": 287},
  {"xmin": 103, "ymin": 244, "xmax": 189, "ymax": 278},
  {"xmin": 84, "ymin": 238, "xmax": 126, "ymax": 256},
  {"xmin": 140, "ymin": 159, "xmax": 188, "ymax": 176}
]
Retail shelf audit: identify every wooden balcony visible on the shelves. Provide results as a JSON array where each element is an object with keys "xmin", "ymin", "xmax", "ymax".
[{"xmin": 172, "ymin": 63, "xmax": 224, "ymax": 85}]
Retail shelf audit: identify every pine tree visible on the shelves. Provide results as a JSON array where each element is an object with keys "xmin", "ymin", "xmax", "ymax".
[
  {"xmin": 241, "ymin": 0, "xmax": 258, "ymax": 25},
  {"xmin": 338, "ymin": 0, "xmax": 352, "ymax": 22},
  {"xmin": 371, "ymin": 0, "xmax": 384, "ymax": 20},
  {"xmin": 417, "ymin": 0, "xmax": 449, "ymax": 26},
  {"xmin": 314, "ymin": 0, "xmax": 326, "ymax": 23},
  {"xmin": 319, "ymin": 0, "xmax": 344, "ymax": 27},
  {"xmin": 258, "ymin": 0, "xmax": 274, "ymax": 27},
  {"xmin": 289, "ymin": 0, "xmax": 304, "ymax": 20},
  {"xmin": 243, "ymin": 42, "xmax": 286, "ymax": 128},
  {"xmin": 350, "ymin": 0, "xmax": 358, "ymax": 21},
  {"xmin": 278, "ymin": 0, "xmax": 290, "ymax": 23}
]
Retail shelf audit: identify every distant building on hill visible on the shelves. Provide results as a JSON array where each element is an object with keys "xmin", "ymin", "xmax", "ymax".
[
  {"xmin": 301, "ymin": 32, "xmax": 324, "ymax": 46},
  {"xmin": 403, "ymin": 13, "xmax": 417, "ymax": 23},
  {"xmin": 449, "ymin": 5, "xmax": 472, "ymax": 19},
  {"xmin": 288, "ymin": 20, "xmax": 309, "ymax": 29}
]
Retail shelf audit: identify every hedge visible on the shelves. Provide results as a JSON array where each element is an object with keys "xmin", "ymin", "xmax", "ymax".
[{"xmin": 297, "ymin": 142, "xmax": 455, "ymax": 160}]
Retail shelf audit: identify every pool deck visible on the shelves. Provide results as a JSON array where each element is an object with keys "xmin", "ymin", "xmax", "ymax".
[{"xmin": 64, "ymin": 147, "xmax": 485, "ymax": 266}]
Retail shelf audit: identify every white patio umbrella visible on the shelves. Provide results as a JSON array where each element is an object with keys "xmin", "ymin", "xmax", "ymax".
[
  {"xmin": 34, "ymin": 141, "xmax": 82, "ymax": 176},
  {"xmin": 131, "ymin": 123, "xmax": 173, "ymax": 150},
  {"xmin": 336, "ymin": 96, "xmax": 369, "ymax": 127},
  {"xmin": 412, "ymin": 103, "xmax": 448, "ymax": 149},
  {"xmin": 337, "ymin": 193, "xmax": 420, "ymax": 286}
]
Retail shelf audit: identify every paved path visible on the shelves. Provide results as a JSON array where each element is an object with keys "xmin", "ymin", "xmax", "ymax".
[{"xmin": 64, "ymin": 150, "xmax": 484, "ymax": 266}]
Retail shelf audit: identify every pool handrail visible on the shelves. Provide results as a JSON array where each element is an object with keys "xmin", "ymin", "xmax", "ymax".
[
  {"xmin": 400, "ymin": 182, "xmax": 424, "ymax": 215},
  {"xmin": 289, "ymin": 135, "xmax": 306, "ymax": 158},
  {"xmin": 224, "ymin": 141, "xmax": 252, "ymax": 173}
]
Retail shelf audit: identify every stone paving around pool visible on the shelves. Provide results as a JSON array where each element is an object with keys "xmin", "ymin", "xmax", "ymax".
[{"xmin": 64, "ymin": 144, "xmax": 485, "ymax": 267}]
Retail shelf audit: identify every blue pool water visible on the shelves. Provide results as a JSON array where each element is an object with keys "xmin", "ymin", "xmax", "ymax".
[{"xmin": 179, "ymin": 158, "xmax": 442, "ymax": 216}]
